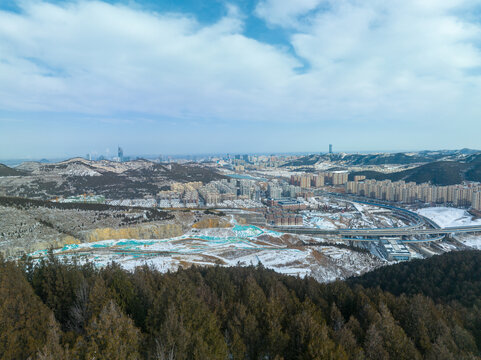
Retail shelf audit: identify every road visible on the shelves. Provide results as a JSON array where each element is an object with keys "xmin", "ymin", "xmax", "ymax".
[{"xmin": 272, "ymin": 194, "xmax": 481, "ymax": 242}]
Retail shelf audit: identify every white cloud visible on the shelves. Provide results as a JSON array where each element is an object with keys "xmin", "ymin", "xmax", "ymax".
[
  {"xmin": 266, "ymin": 0, "xmax": 481, "ymax": 125},
  {"xmin": 0, "ymin": 1, "xmax": 301, "ymax": 121},
  {"xmin": 0, "ymin": 0, "xmax": 481, "ymax": 136},
  {"xmin": 255, "ymin": 0, "xmax": 326, "ymax": 27}
]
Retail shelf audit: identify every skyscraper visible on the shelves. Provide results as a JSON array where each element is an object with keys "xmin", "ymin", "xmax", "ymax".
[
  {"xmin": 118, "ymin": 146, "xmax": 124, "ymax": 162},
  {"xmin": 329, "ymin": 144, "xmax": 333, "ymax": 154}
]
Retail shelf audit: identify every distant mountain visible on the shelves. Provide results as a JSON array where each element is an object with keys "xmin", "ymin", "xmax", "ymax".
[
  {"xmin": 283, "ymin": 149, "xmax": 481, "ymax": 167},
  {"xmin": 15, "ymin": 161, "xmax": 44, "ymax": 172},
  {"xmin": 418, "ymin": 148, "xmax": 480, "ymax": 156},
  {"xmin": 283, "ymin": 152, "xmax": 433, "ymax": 167},
  {"xmin": 279, "ymin": 150, "xmax": 481, "ymax": 185},
  {"xmin": 349, "ymin": 154, "xmax": 481, "ymax": 185},
  {"xmin": 0, "ymin": 163, "xmax": 26, "ymax": 177}
]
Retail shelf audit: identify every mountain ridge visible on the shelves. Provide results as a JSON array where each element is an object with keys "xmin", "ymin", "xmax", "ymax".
[
  {"xmin": 349, "ymin": 154, "xmax": 481, "ymax": 185},
  {"xmin": 283, "ymin": 149, "xmax": 481, "ymax": 167}
]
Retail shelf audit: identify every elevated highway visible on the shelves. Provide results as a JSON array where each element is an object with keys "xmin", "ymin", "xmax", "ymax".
[
  {"xmin": 339, "ymin": 235, "xmax": 446, "ymax": 243},
  {"xmin": 273, "ymin": 194, "xmax": 481, "ymax": 243},
  {"xmin": 278, "ymin": 224, "xmax": 481, "ymax": 242},
  {"xmin": 340, "ymin": 225, "xmax": 481, "ymax": 237}
]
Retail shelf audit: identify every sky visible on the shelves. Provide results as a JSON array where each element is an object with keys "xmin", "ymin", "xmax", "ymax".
[{"xmin": 1, "ymin": 0, "xmax": 481, "ymax": 159}]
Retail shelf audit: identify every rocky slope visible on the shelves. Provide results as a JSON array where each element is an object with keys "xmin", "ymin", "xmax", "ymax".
[{"xmin": 0, "ymin": 196, "xmax": 183, "ymax": 256}]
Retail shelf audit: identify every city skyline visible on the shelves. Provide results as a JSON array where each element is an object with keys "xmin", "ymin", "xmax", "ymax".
[
  {"xmin": 2, "ymin": 0, "xmax": 481, "ymax": 158},
  {"xmin": 3, "ymin": 146, "xmax": 479, "ymax": 163}
]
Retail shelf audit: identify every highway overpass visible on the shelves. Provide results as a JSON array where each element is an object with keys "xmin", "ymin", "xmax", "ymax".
[{"xmin": 272, "ymin": 195, "xmax": 481, "ymax": 243}]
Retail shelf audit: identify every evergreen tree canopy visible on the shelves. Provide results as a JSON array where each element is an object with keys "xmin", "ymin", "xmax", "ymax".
[{"xmin": 1, "ymin": 251, "xmax": 481, "ymax": 359}]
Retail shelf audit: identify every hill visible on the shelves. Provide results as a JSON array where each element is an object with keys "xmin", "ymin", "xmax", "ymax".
[
  {"xmin": 349, "ymin": 161, "xmax": 466, "ymax": 185},
  {"xmin": 283, "ymin": 150, "xmax": 480, "ymax": 168},
  {"xmin": 283, "ymin": 149, "xmax": 481, "ymax": 168},
  {"xmin": 283, "ymin": 153, "xmax": 433, "ymax": 167},
  {"xmin": 349, "ymin": 250, "xmax": 481, "ymax": 306},
  {"xmin": 0, "ymin": 158, "xmax": 226, "ymax": 199},
  {"xmin": 1, "ymin": 251, "xmax": 481, "ymax": 359},
  {"xmin": 0, "ymin": 163, "xmax": 25, "ymax": 177},
  {"xmin": 349, "ymin": 154, "xmax": 481, "ymax": 185}
]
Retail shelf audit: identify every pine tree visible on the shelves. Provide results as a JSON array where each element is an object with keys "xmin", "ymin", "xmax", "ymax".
[
  {"xmin": 288, "ymin": 300, "xmax": 347, "ymax": 360},
  {"xmin": 83, "ymin": 300, "xmax": 141, "ymax": 360},
  {"xmin": 364, "ymin": 324, "xmax": 389, "ymax": 360},
  {"xmin": 330, "ymin": 302, "xmax": 345, "ymax": 332},
  {"xmin": 0, "ymin": 260, "xmax": 58, "ymax": 360},
  {"xmin": 35, "ymin": 314, "xmax": 65, "ymax": 359},
  {"xmin": 376, "ymin": 302, "xmax": 421, "ymax": 360}
]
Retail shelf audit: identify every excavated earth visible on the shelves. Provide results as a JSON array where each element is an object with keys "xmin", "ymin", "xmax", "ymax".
[{"xmin": 0, "ymin": 197, "xmax": 221, "ymax": 257}]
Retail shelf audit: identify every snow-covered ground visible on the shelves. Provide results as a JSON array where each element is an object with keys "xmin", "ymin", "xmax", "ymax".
[
  {"xmin": 29, "ymin": 224, "xmax": 382, "ymax": 283},
  {"xmin": 306, "ymin": 216, "xmax": 338, "ymax": 230},
  {"xmin": 457, "ymin": 235, "xmax": 481, "ymax": 249},
  {"xmin": 301, "ymin": 200, "xmax": 406, "ymax": 230},
  {"xmin": 434, "ymin": 241, "xmax": 458, "ymax": 252},
  {"xmin": 59, "ymin": 167, "xmax": 101, "ymax": 176},
  {"xmin": 415, "ymin": 207, "xmax": 481, "ymax": 250},
  {"xmin": 416, "ymin": 207, "xmax": 481, "ymax": 228},
  {"xmin": 107, "ymin": 199, "xmax": 157, "ymax": 207}
]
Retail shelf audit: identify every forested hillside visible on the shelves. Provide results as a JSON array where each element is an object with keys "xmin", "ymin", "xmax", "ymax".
[
  {"xmin": 349, "ymin": 154, "xmax": 481, "ymax": 185},
  {"xmin": 349, "ymin": 250, "xmax": 481, "ymax": 306},
  {"xmin": 1, "ymin": 251, "xmax": 481, "ymax": 359},
  {"xmin": 349, "ymin": 161, "xmax": 465, "ymax": 185}
]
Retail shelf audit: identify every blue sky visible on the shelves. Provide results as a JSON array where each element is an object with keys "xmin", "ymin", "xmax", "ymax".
[{"xmin": 1, "ymin": 0, "xmax": 481, "ymax": 159}]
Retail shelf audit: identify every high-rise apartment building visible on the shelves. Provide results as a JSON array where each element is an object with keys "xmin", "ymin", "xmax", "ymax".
[{"xmin": 345, "ymin": 179, "xmax": 481, "ymax": 208}]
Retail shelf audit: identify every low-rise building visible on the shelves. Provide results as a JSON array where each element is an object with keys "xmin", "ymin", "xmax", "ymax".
[{"xmin": 379, "ymin": 239, "xmax": 411, "ymax": 261}]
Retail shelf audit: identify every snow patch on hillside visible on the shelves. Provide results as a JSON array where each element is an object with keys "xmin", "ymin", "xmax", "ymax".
[{"xmin": 59, "ymin": 167, "xmax": 101, "ymax": 176}]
